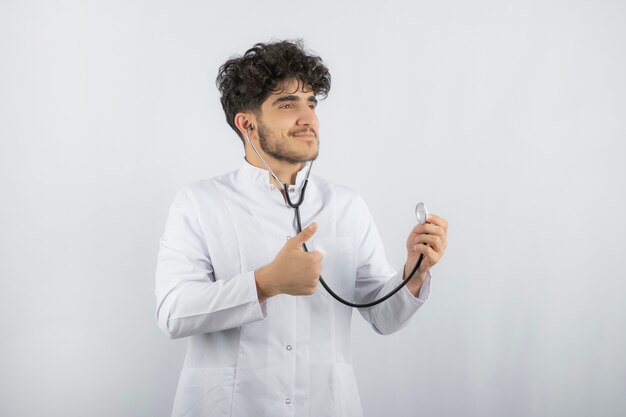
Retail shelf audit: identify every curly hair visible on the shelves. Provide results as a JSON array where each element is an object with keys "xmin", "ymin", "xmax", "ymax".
[{"xmin": 216, "ymin": 39, "xmax": 331, "ymax": 143}]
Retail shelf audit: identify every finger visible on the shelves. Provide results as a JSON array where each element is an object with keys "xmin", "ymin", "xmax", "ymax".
[
  {"xmin": 427, "ymin": 214, "xmax": 448, "ymax": 230},
  {"xmin": 410, "ymin": 223, "xmax": 443, "ymax": 237},
  {"xmin": 422, "ymin": 224, "xmax": 447, "ymax": 242},
  {"xmin": 413, "ymin": 234, "xmax": 444, "ymax": 253},
  {"xmin": 307, "ymin": 250, "xmax": 324, "ymax": 263},
  {"xmin": 411, "ymin": 243, "xmax": 438, "ymax": 265},
  {"xmin": 290, "ymin": 222, "xmax": 318, "ymax": 246}
]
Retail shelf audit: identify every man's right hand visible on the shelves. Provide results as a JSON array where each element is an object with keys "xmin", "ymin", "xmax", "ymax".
[{"xmin": 254, "ymin": 222, "xmax": 323, "ymax": 302}]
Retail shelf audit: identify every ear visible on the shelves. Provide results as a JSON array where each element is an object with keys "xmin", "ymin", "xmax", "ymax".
[{"xmin": 234, "ymin": 112, "xmax": 256, "ymax": 138}]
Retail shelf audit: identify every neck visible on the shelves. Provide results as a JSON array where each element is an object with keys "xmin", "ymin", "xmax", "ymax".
[{"xmin": 244, "ymin": 152, "xmax": 303, "ymax": 189}]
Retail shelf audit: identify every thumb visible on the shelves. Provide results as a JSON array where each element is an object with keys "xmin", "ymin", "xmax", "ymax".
[{"xmin": 290, "ymin": 222, "xmax": 318, "ymax": 246}]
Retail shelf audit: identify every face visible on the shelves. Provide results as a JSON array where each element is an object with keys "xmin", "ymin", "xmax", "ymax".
[{"xmin": 254, "ymin": 78, "xmax": 319, "ymax": 164}]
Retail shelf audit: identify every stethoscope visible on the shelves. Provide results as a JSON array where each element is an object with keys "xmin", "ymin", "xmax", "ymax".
[{"xmin": 245, "ymin": 127, "xmax": 427, "ymax": 308}]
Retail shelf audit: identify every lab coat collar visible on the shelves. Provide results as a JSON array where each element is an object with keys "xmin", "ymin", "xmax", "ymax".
[{"xmin": 238, "ymin": 157, "xmax": 310, "ymax": 189}]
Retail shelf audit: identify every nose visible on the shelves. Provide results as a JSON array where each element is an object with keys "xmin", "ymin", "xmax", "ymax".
[{"xmin": 296, "ymin": 105, "xmax": 317, "ymax": 127}]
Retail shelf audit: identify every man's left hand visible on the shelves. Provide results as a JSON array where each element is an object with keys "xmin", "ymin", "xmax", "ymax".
[{"xmin": 403, "ymin": 214, "xmax": 448, "ymax": 294}]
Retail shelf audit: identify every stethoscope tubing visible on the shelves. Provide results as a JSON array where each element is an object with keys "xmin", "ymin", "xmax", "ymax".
[
  {"xmin": 287, "ymin": 182, "xmax": 424, "ymax": 308},
  {"xmin": 246, "ymin": 129, "xmax": 424, "ymax": 308}
]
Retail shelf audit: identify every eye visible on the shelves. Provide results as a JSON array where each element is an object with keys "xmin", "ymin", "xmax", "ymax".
[{"xmin": 279, "ymin": 103, "xmax": 294, "ymax": 109}]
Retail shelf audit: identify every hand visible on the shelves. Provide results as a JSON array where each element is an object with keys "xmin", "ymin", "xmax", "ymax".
[
  {"xmin": 255, "ymin": 222, "xmax": 324, "ymax": 301},
  {"xmin": 404, "ymin": 214, "xmax": 448, "ymax": 289}
]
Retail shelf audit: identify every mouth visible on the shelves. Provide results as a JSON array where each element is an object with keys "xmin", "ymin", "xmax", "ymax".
[{"xmin": 291, "ymin": 130, "xmax": 317, "ymax": 140}]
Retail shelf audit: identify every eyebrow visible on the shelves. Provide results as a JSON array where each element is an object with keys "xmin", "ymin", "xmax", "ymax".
[{"xmin": 272, "ymin": 95, "xmax": 318, "ymax": 106}]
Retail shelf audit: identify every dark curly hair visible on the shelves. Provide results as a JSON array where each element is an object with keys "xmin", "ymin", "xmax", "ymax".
[{"xmin": 216, "ymin": 39, "xmax": 331, "ymax": 143}]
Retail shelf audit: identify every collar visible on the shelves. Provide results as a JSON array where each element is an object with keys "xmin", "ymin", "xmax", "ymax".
[{"xmin": 237, "ymin": 157, "xmax": 310, "ymax": 189}]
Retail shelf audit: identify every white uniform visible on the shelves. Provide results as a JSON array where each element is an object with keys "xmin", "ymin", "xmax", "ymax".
[{"xmin": 155, "ymin": 160, "xmax": 431, "ymax": 417}]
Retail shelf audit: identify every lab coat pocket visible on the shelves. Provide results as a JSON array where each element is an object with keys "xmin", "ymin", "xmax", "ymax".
[
  {"xmin": 171, "ymin": 367, "xmax": 235, "ymax": 417},
  {"xmin": 330, "ymin": 363, "xmax": 364, "ymax": 417},
  {"xmin": 313, "ymin": 237, "xmax": 356, "ymax": 301}
]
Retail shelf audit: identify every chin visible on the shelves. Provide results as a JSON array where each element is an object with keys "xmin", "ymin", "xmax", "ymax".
[{"xmin": 304, "ymin": 151, "xmax": 319, "ymax": 162}]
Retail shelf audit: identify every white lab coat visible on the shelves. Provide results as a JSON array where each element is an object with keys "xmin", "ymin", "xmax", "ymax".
[{"xmin": 155, "ymin": 160, "xmax": 431, "ymax": 417}]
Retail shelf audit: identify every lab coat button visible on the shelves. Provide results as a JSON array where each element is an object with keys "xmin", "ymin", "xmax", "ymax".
[
  {"xmin": 286, "ymin": 344, "xmax": 292, "ymax": 351},
  {"xmin": 289, "ymin": 187, "xmax": 295, "ymax": 192},
  {"xmin": 285, "ymin": 398, "xmax": 291, "ymax": 405}
]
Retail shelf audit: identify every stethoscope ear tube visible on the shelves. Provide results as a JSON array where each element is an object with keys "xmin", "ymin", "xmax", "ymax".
[{"xmin": 245, "ymin": 129, "xmax": 314, "ymax": 207}]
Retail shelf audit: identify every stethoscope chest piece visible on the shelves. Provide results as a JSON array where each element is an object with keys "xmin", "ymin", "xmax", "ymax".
[{"xmin": 415, "ymin": 202, "xmax": 429, "ymax": 225}]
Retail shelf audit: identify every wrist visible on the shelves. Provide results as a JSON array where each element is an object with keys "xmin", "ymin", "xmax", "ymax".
[
  {"xmin": 255, "ymin": 264, "xmax": 276, "ymax": 302},
  {"xmin": 405, "ymin": 267, "xmax": 427, "ymax": 296},
  {"xmin": 404, "ymin": 259, "xmax": 427, "ymax": 280}
]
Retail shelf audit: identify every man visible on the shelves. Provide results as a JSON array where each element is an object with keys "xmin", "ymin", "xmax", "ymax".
[{"xmin": 155, "ymin": 40, "xmax": 448, "ymax": 417}]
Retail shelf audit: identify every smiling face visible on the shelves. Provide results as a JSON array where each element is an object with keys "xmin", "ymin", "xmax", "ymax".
[{"xmin": 254, "ymin": 78, "xmax": 320, "ymax": 164}]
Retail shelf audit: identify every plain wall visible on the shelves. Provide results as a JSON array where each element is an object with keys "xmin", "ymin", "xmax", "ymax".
[{"xmin": 1, "ymin": 1, "xmax": 625, "ymax": 416}]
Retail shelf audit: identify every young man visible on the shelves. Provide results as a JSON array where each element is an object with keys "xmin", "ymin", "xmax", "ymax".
[{"xmin": 155, "ymin": 40, "xmax": 448, "ymax": 417}]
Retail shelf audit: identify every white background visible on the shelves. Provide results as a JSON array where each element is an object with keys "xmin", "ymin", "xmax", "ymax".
[{"xmin": 1, "ymin": 1, "xmax": 625, "ymax": 416}]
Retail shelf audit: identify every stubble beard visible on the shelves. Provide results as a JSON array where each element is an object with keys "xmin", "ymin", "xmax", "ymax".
[{"xmin": 257, "ymin": 120, "xmax": 319, "ymax": 164}]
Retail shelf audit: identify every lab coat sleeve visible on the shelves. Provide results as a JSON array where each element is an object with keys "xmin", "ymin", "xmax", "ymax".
[
  {"xmin": 155, "ymin": 188, "xmax": 267, "ymax": 339},
  {"xmin": 353, "ymin": 194, "xmax": 431, "ymax": 335}
]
